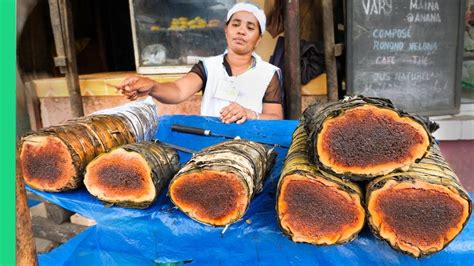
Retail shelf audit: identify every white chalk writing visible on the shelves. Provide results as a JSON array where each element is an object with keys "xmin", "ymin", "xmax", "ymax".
[
  {"xmin": 369, "ymin": 71, "xmax": 440, "ymax": 82},
  {"xmin": 372, "ymin": 28, "xmax": 412, "ymax": 38},
  {"xmin": 373, "ymin": 41, "xmax": 405, "ymax": 51},
  {"xmin": 356, "ymin": 0, "xmax": 452, "ymax": 105},
  {"xmin": 373, "ymin": 72, "xmax": 391, "ymax": 81},
  {"xmin": 394, "ymin": 71, "xmax": 437, "ymax": 81},
  {"xmin": 407, "ymin": 12, "xmax": 441, "ymax": 23},
  {"xmin": 362, "ymin": 0, "xmax": 393, "ymax": 15},
  {"xmin": 375, "ymin": 56, "xmax": 396, "ymax": 64},
  {"xmin": 411, "ymin": 55, "xmax": 429, "ymax": 65},
  {"xmin": 408, "ymin": 42, "xmax": 438, "ymax": 51},
  {"xmin": 410, "ymin": 0, "xmax": 440, "ymax": 11}
]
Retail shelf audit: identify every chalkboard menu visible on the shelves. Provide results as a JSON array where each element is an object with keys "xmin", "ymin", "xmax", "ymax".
[{"xmin": 347, "ymin": 0, "xmax": 465, "ymax": 115}]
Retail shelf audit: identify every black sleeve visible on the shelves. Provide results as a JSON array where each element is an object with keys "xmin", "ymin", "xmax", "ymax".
[
  {"xmin": 263, "ymin": 72, "xmax": 283, "ymax": 104},
  {"xmin": 189, "ymin": 61, "xmax": 207, "ymax": 91}
]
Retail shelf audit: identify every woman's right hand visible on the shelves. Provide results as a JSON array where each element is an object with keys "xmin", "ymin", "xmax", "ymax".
[{"xmin": 117, "ymin": 76, "xmax": 157, "ymax": 100}]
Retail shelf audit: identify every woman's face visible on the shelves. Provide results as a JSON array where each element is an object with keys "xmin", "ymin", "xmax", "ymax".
[{"xmin": 225, "ymin": 11, "xmax": 262, "ymax": 55}]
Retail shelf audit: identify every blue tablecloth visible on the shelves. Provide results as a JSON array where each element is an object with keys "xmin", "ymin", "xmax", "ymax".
[{"xmin": 28, "ymin": 115, "xmax": 474, "ymax": 265}]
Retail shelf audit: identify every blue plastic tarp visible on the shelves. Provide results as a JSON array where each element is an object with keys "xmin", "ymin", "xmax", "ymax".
[
  {"xmin": 28, "ymin": 198, "xmax": 41, "ymax": 208},
  {"xmin": 28, "ymin": 115, "xmax": 474, "ymax": 265}
]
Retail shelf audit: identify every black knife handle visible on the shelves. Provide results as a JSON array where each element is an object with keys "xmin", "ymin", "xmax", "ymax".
[{"xmin": 171, "ymin": 124, "xmax": 211, "ymax": 136}]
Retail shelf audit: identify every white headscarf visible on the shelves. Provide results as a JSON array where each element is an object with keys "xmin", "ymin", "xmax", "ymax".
[{"xmin": 226, "ymin": 2, "xmax": 266, "ymax": 34}]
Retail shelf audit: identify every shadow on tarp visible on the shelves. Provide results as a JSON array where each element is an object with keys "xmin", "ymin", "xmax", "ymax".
[{"xmin": 28, "ymin": 115, "xmax": 474, "ymax": 265}]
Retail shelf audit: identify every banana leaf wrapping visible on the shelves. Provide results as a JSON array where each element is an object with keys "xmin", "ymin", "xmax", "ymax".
[
  {"xmin": 303, "ymin": 95, "xmax": 435, "ymax": 181},
  {"xmin": 92, "ymin": 97, "xmax": 158, "ymax": 142},
  {"xmin": 277, "ymin": 124, "xmax": 365, "ymax": 245},
  {"xmin": 169, "ymin": 139, "xmax": 276, "ymax": 226},
  {"xmin": 84, "ymin": 141, "xmax": 179, "ymax": 209},
  {"xmin": 19, "ymin": 98, "xmax": 158, "ymax": 192},
  {"xmin": 366, "ymin": 144, "xmax": 472, "ymax": 258}
]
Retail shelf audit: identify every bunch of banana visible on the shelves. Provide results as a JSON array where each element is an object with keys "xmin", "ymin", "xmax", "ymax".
[
  {"xmin": 169, "ymin": 16, "xmax": 207, "ymax": 30},
  {"xmin": 187, "ymin": 16, "xmax": 207, "ymax": 29},
  {"xmin": 169, "ymin": 17, "xmax": 188, "ymax": 30},
  {"xmin": 207, "ymin": 19, "xmax": 221, "ymax": 28},
  {"xmin": 150, "ymin": 25, "xmax": 161, "ymax": 31}
]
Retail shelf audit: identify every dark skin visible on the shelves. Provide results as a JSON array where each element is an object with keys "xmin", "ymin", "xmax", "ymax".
[{"xmin": 117, "ymin": 11, "xmax": 283, "ymax": 124}]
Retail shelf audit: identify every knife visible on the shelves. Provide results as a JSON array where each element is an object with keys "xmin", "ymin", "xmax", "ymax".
[{"xmin": 171, "ymin": 124, "xmax": 288, "ymax": 148}]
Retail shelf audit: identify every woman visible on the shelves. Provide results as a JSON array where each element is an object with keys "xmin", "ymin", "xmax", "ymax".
[{"xmin": 118, "ymin": 3, "xmax": 283, "ymax": 124}]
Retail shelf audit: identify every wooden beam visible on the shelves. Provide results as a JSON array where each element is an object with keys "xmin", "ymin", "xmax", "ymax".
[
  {"xmin": 48, "ymin": 0, "xmax": 84, "ymax": 117},
  {"xmin": 44, "ymin": 202, "xmax": 74, "ymax": 225},
  {"xmin": 32, "ymin": 217, "xmax": 87, "ymax": 244},
  {"xmin": 16, "ymin": 156, "xmax": 38, "ymax": 266},
  {"xmin": 24, "ymin": 81, "xmax": 43, "ymax": 130},
  {"xmin": 322, "ymin": 0, "xmax": 339, "ymax": 101},
  {"xmin": 48, "ymin": 0, "xmax": 66, "ymax": 72},
  {"xmin": 283, "ymin": 0, "xmax": 301, "ymax": 119}
]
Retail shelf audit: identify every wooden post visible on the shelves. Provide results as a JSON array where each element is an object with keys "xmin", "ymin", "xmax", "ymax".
[
  {"xmin": 322, "ymin": 0, "xmax": 339, "ymax": 101},
  {"xmin": 49, "ymin": 0, "xmax": 84, "ymax": 117},
  {"xmin": 283, "ymin": 0, "xmax": 301, "ymax": 119},
  {"xmin": 16, "ymin": 156, "xmax": 38, "ymax": 266},
  {"xmin": 24, "ymin": 80, "xmax": 43, "ymax": 130}
]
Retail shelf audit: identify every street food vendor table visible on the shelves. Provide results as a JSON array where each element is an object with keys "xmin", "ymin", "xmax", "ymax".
[{"xmin": 28, "ymin": 115, "xmax": 474, "ymax": 265}]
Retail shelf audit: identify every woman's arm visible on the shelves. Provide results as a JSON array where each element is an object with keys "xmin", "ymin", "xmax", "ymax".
[
  {"xmin": 259, "ymin": 102, "xmax": 283, "ymax": 120},
  {"xmin": 220, "ymin": 102, "xmax": 283, "ymax": 124},
  {"xmin": 118, "ymin": 73, "xmax": 203, "ymax": 104}
]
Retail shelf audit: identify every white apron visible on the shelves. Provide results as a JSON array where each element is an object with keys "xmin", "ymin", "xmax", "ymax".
[{"xmin": 200, "ymin": 53, "xmax": 280, "ymax": 117}]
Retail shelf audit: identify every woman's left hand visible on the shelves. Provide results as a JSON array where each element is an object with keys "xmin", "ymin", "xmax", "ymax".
[{"xmin": 220, "ymin": 102, "xmax": 255, "ymax": 124}]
